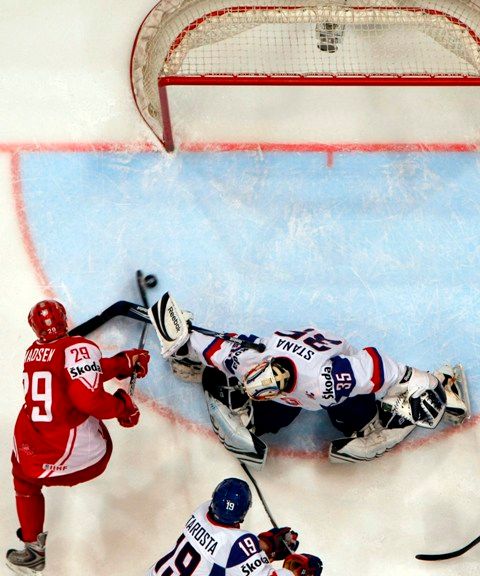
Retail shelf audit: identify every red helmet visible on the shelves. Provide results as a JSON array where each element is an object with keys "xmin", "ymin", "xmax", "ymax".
[{"xmin": 28, "ymin": 300, "xmax": 68, "ymax": 342}]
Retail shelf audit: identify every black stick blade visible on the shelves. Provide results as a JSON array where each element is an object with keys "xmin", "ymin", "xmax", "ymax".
[{"xmin": 416, "ymin": 534, "xmax": 480, "ymax": 561}]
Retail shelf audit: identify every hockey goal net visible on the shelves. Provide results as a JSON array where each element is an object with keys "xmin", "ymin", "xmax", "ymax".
[{"xmin": 131, "ymin": 0, "xmax": 480, "ymax": 151}]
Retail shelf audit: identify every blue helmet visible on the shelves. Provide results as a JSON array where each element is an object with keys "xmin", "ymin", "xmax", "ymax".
[{"xmin": 210, "ymin": 478, "xmax": 252, "ymax": 525}]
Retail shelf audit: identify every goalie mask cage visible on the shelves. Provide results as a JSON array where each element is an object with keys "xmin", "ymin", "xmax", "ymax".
[{"xmin": 131, "ymin": 0, "xmax": 480, "ymax": 152}]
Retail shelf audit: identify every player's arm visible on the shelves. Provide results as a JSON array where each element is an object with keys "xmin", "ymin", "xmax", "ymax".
[
  {"xmin": 148, "ymin": 292, "xmax": 263, "ymax": 378},
  {"xmin": 188, "ymin": 331, "xmax": 262, "ymax": 379},
  {"xmin": 225, "ymin": 533, "xmax": 280, "ymax": 576},
  {"xmin": 64, "ymin": 340, "xmax": 140, "ymax": 425},
  {"xmin": 100, "ymin": 349, "xmax": 150, "ymax": 381},
  {"xmin": 225, "ymin": 533, "xmax": 319, "ymax": 576}
]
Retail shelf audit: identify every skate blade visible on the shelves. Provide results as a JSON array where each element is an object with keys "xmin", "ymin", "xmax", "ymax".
[{"xmin": 444, "ymin": 364, "xmax": 471, "ymax": 425}]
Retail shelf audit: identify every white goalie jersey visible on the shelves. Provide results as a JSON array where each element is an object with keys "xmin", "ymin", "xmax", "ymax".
[
  {"xmin": 146, "ymin": 501, "xmax": 292, "ymax": 576},
  {"xmin": 186, "ymin": 327, "xmax": 406, "ymax": 410}
]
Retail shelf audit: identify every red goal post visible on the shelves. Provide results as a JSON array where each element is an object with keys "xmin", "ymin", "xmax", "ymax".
[{"xmin": 131, "ymin": 0, "xmax": 480, "ymax": 152}]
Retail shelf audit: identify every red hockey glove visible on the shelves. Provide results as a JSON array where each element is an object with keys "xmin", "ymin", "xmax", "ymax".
[
  {"xmin": 116, "ymin": 349, "xmax": 150, "ymax": 379},
  {"xmin": 114, "ymin": 389, "xmax": 140, "ymax": 428},
  {"xmin": 258, "ymin": 527, "xmax": 299, "ymax": 560},
  {"xmin": 283, "ymin": 554, "xmax": 323, "ymax": 576}
]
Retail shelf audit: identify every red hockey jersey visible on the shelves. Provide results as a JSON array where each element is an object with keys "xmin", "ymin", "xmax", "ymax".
[{"xmin": 13, "ymin": 335, "xmax": 130, "ymax": 479}]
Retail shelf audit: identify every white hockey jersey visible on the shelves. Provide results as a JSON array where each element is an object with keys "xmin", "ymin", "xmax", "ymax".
[
  {"xmin": 187, "ymin": 327, "xmax": 406, "ymax": 410},
  {"xmin": 147, "ymin": 501, "xmax": 292, "ymax": 576}
]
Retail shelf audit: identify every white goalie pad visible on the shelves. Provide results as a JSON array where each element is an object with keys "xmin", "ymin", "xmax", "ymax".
[
  {"xmin": 329, "ymin": 416, "xmax": 415, "ymax": 463},
  {"xmin": 204, "ymin": 391, "xmax": 268, "ymax": 470},
  {"xmin": 148, "ymin": 292, "xmax": 191, "ymax": 358}
]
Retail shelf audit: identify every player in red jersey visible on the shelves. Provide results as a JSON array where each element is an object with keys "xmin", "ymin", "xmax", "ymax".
[{"xmin": 6, "ymin": 300, "xmax": 150, "ymax": 575}]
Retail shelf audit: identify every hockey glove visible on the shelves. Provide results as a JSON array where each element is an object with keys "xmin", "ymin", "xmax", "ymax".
[
  {"xmin": 114, "ymin": 389, "xmax": 140, "ymax": 428},
  {"xmin": 258, "ymin": 527, "xmax": 299, "ymax": 560},
  {"xmin": 116, "ymin": 349, "xmax": 150, "ymax": 379},
  {"xmin": 410, "ymin": 382, "xmax": 446, "ymax": 428},
  {"xmin": 283, "ymin": 554, "xmax": 323, "ymax": 576}
]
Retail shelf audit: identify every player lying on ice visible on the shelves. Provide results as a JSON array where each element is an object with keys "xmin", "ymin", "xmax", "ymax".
[
  {"xmin": 149, "ymin": 293, "xmax": 470, "ymax": 469},
  {"xmin": 147, "ymin": 477, "xmax": 323, "ymax": 576},
  {"xmin": 6, "ymin": 300, "xmax": 150, "ymax": 576}
]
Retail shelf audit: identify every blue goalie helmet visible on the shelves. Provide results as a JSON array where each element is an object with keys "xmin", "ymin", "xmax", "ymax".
[{"xmin": 210, "ymin": 478, "xmax": 252, "ymax": 525}]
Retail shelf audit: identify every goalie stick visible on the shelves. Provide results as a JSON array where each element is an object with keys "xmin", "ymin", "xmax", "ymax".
[
  {"xmin": 68, "ymin": 296, "xmax": 265, "ymax": 352},
  {"xmin": 416, "ymin": 534, "xmax": 480, "ymax": 561},
  {"xmin": 128, "ymin": 271, "xmax": 157, "ymax": 396},
  {"xmin": 191, "ymin": 324, "xmax": 266, "ymax": 353},
  {"xmin": 71, "ymin": 297, "xmax": 266, "ymax": 353}
]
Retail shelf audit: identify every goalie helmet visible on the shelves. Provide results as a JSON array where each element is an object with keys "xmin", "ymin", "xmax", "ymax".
[
  {"xmin": 209, "ymin": 478, "xmax": 252, "ymax": 525},
  {"xmin": 243, "ymin": 358, "xmax": 292, "ymax": 400},
  {"xmin": 28, "ymin": 300, "xmax": 68, "ymax": 342}
]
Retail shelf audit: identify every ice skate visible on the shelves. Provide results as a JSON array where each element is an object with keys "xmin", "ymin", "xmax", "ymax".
[
  {"xmin": 6, "ymin": 530, "xmax": 47, "ymax": 575},
  {"xmin": 434, "ymin": 364, "xmax": 471, "ymax": 425}
]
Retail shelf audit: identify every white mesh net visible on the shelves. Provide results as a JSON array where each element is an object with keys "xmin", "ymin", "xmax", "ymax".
[{"xmin": 131, "ymin": 0, "xmax": 480, "ymax": 147}]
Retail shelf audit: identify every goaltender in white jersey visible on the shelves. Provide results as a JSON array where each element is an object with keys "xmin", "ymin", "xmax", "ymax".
[
  {"xmin": 187, "ymin": 328, "xmax": 404, "ymax": 410},
  {"xmin": 149, "ymin": 293, "xmax": 470, "ymax": 465},
  {"xmin": 146, "ymin": 478, "xmax": 323, "ymax": 576}
]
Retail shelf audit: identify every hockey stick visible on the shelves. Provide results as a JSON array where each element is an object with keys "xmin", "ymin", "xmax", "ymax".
[
  {"xmin": 240, "ymin": 462, "xmax": 279, "ymax": 528},
  {"xmin": 189, "ymin": 324, "xmax": 266, "ymax": 353},
  {"xmin": 70, "ymin": 298, "xmax": 265, "ymax": 353},
  {"xmin": 69, "ymin": 300, "xmax": 149, "ymax": 337},
  {"xmin": 240, "ymin": 462, "xmax": 298, "ymax": 555},
  {"xmin": 416, "ymin": 534, "xmax": 480, "ymax": 561},
  {"xmin": 128, "ymin": 271, "xmax": 157, "ymax": 396}
]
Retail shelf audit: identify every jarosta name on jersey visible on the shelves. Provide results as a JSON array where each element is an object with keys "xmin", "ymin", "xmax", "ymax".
[
  {"xmin": 185, "ymin": 515, "xmax": 218, "ymax": 554},
  {"xmin": 24, "ymin": 348, "xmax": 55, "ymax": 363},
  {"xmin": 68, "ymin": 361, "xmax": 102, "ymax": 379}
]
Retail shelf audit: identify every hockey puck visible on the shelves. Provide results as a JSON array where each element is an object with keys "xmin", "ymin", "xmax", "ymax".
[{"xmin": 144, "ymin": 274, "xmax": 158, "ymax": 288}]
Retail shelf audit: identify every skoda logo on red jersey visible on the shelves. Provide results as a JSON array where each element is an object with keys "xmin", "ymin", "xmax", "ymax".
[{"xmin": 68, "ymin": 361, "xmax": 102, "ymax": 379}]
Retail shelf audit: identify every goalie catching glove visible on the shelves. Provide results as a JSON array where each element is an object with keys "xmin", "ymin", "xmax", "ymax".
[
  {"xmin": 283, "ymin": 554, "xmax": 323, "ymax": 576},
  {"xmin": 259, "ymin": 527, "xmax": 299, "ymax": 560}
]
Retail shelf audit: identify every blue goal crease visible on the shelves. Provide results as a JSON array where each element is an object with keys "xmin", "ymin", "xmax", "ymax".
[{"xmin": 17, "ymin": 150, "xmax": 480, "ymax": 451}]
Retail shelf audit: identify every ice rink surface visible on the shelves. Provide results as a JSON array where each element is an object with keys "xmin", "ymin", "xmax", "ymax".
[{"xmin": 1, "ymin": 2, "xmax": 480, "ymax": 576}]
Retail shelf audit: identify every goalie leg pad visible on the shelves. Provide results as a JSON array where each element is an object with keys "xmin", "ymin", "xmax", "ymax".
[
  {"xmin": 148, "ymin": 292, "xmax": 191, "ymax": 358},
  {"xmin": 205, "ymin": 391, "xmax": 267, "ymax": 469},
  {"xmin": 329, "ymin": 414, "xmax": 415, "ymax": 463}
]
